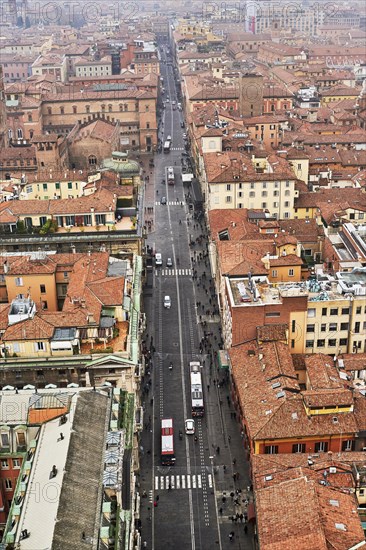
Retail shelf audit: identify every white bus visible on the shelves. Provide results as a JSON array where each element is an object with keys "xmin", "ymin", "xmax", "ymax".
[
  {"xmin": 166, "ymin": 166, "xmax": 175, "ymax": 185},
  {"xmin": 190, "ymin": 362, "xmax": 204, "ymax": 417}
]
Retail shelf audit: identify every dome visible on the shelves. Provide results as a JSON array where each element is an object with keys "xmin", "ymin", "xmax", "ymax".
[{"xmin": 101, "ymin": 151, "xmax": 140, "ymax": 175}]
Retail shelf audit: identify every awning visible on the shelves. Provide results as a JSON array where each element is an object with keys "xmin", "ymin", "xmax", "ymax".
[
  {"xmin": 217, "ymin": 350, "xmax": 230, "ymax": 370},
  {"xmin": 248, "ymin": 502, "xmax": 256, "ymax": 522}
]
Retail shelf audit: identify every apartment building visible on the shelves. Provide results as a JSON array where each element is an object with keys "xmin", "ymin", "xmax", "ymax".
[
  {"xmin": 221, "ymin": 269, "xmax": 366, "ymax": 354},
  {"xmin": 229, "ymin": 341, "xmax": 366, "ymax": 455},
  {"xmin": 74, "ymin": 56, "xmax": 112, "ymax": 78},
  {"xmin": 201, "ymin": 149, "xmax": 298, "ymax": 219},
  {"xmin": 31, "ymin": 54, "xmax": 68, "ymax": 83}
]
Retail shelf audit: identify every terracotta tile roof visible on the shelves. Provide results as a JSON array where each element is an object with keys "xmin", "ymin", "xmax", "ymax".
[
  {"xmin": 217, "ymin": 241, "xmax": 271, "ymax": 276},
  {"xmin": 256, "ymin": 475, "xmax": 364, "ymax": 550},
  {"xmin": 257, "ymin": 324, "xmax": 288, "ymax": 342},
  {"xmin": 256, "ymin": 477, "xmax": 328, "ymax": 550},
  {"xmin": 302, "ymin": 389, "xmax": 353, "ymax": 408},
  {"xmin": 0, "ymin": 304, "xmax": 10, "ymax": 332},
  {"xmin": 5, "ymin": 255, "xmax": 57, "ymax": 275},
  {"xmin": 269, "ymin": 254, "xmax": 303, "ymax": 266},
  {"xmin": 305, "ymin": 355, "xmax": 343, "ymax": 391},
  {"xmin": 88, "ymin": 276, "xmax": 124, "ymax": 306},
  {"xmin": 338, "ymin": 353, "xmax": 366, "ymax": 372},
  {"xmin": 208, "ymin": 209, "xmax": 259, "ymax": 241},
  {"xmin": 4, "ymin": 314, "xmax": 54, "ymax": 341},
  {"xmin": 278, "ymin": 219, "xmax": 324, "ymax": 243},
  {"xmin": 229, "ymin": 341, "xmax": 359, "ymax": 443},
  {"xmin": 38, "ymin": 310, "xmax": 88, "ymax": 328}
]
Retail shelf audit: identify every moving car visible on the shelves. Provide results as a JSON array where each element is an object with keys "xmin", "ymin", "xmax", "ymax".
[
  {"xmin": 160, "ymin": 196, "xmax": 167, "ymax": 205},
  {"xmin": 167, "ymin": 135, "xmax": 172, "ymax": 141},
  {"xmin": 183, "ymin": 133, "xmax": 187, "ymax": 139},
  {"xmin": 155, "ymin": 253, "xmax": 162, "ymax": 266},
  {"xmin": 185, "ymin": 419, "xmax": 195, "ymax": 435},
  {"xmin": 180, "ymin": 121, "xmax": 185, "ymax": 128},
  {"xmin": 164, "ymin": 296, "xmax": 171, "ymax": 309},
  {"xmin": 167, "ymin": 258, "xmax": 173, "ymax": 267}
]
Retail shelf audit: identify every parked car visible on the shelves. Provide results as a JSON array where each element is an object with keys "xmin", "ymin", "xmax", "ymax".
[
  {"xmin": 164, "ymin": 296, "xmax": 171, "ymax": 309},
  {"xmin": 167, "ymin": 257, "xmax": 173, "ymax": 267},
  {"xmin": 155, "ymin": 253, "xmax": 162, "ymax": 266},
  {"xmin": 160, "ymin": 196, "xmax": 167, "ymax": 205}
]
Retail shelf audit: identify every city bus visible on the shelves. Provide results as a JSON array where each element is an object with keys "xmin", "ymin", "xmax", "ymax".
[
  {"xmin": 163, "ymin": 140, "xmax": 171, "ymax": 153},
  {"xmin": 161, "ymin": 418, "xmax": 175, "ymax": 465},
  {"xmin": 166, "ymin": 166, "xmax": 175, "ymax": 185},
  {"xmin": 190, "ymin": 362, "xmax": 204, "ymax": 417}
]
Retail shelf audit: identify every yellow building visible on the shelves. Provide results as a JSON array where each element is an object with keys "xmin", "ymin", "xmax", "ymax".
[
  {"xmin": 21, "ymin": 178, "xmax": 88, "ymax": 201},
  {"xmin": 5, "ymin": 256, "xmax": 58, "ymax": 311}
]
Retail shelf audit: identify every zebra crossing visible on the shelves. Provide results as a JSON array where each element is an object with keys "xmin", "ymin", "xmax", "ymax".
[
  {"xmin": 156, "ymin": 268, "xmax": 192, "ymax": 277},
  {"xmin": 171, "ymin": 147, "xmax": 185, "ymax": 151},
  {"xmin": 155, "ymin": 474, "xmax": 213, "ymax": 491},
  {"xmin": 156, "ymin": 201, "xmax": 184, "ymax": 206}
]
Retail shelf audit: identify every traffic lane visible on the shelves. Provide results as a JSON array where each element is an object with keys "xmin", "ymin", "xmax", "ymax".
[{"xmin": 153, "ymin": 490, "xmax": 194, "ymax": 550}]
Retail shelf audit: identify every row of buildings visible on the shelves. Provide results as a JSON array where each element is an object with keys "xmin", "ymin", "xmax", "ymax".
[{"xmin": 167, "ymin": 13, "xmax": 366, "ymax": 548}]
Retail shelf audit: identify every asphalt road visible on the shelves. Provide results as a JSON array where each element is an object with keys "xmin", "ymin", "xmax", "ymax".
[{"xmin": 139, "ymin": 43, "xmax": 256, "ymax": 550}]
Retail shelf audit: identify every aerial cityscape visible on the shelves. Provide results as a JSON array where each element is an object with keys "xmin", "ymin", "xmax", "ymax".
[{"xmin": 0, "ymin": 0, "xmax": 366, "ymax": 548}]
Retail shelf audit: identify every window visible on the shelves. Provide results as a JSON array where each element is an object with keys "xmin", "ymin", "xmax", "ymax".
[
  {"xmin": 17, "ymin": 432, "xmax": 26, "ymax": 446},
  {"xmin": 226, "ymin": 184, "xmax": 231, "ymax": 191},
  {"xmin": 329, "ymin": 323, "xmax": 337, "ymax": 332},
  {"xmin": 265, "ymin": 312, "xmax": 280, "ymax": 317},
  {"xmin": 330, "ymin": 308, "xmax": 338, "ymax": 316},
  {"xmin": 262, "ymin": 202, "xmax": 267, "ymax": 208},
  {"xmin": 40, "ymin": 284, "xmax": 46, "ymax": 294},
  {"xmin": 88, "ymin": 155, "xmax": 97, "ymax": 166},
  {"xmin": 320, "ymin": 323, "xmax": 326, "ymax": 332},
  {"xmin": 4, "ymin": 479, "xmax": 12, "ymax": 490},
  {"xmin": 249, "ymin": 191, "xmax": 255, "ymax": 198},
  {"xmin": 292, "ymin": 443, "xmax": 305, "ymax": 453},
  {"xmin": 322, "ymin": 307, "xmax": 327, "ymax": 316},
  {"xmin": 305, "ymin": 340, "xmax": 314, "ymax": 348},
  {"xmin": 264, "ymin": 445, "xmax": 278, "ymax": 454},
  {"xmin": 65, "ymin": 215, "xmax": 75, "ymax": 226},
  {"xmin": 60, "ymin": 107, "xmax": 64, "ymax": 115},
  {"xmin": 272, "ymin": 269, "xmax": 278, "ymax": 277},
  {"xmin": 341, "ymin": 439, "xmax": 354, "ymax": 451},
  {"xmin": 314, "ymin": 441, "xmax": 328, "ymax": 452},
  {"xmin": 12, "ymin": 458, "xmax": 20, "ymax": 468},
  {"xmin": 1, "ymin": 459, "xmax": 8, "ymax": 469},
  {"xmin": 35, "ymin": 342, "xmax": 46, "ymax": 351},
  {"xmin": 72, "ymin": 105, "xmax": 77, "ymax": 114},
  {"xmin": 339, "ymin": 338, "xmax": 347, "ymax": 346},
  {"xmin": 328, "ymin": 339, "xmax": 337, "ymax": 347},
  {"xmin": 262, "ymin": 182, "xmax": 267, "ymax": 189},
  {"xmin": 42, "ymin": 301, "xmax": 48, "ymax": 310},
  {"xmin": 307, "ymin": 324, "xmax": 315, "ymax": 333},
  {"xmin": 15, "ymin": 277, "xmax": 23, "ymax": 287},
  {"xmin": 288, "ymin": 269, "xmax": 294, "ymax": 276},
  {"xmin": 0, "ymin": 433, "xmax": 9, "ymax": 448},
  {"xmin": 26, "ymin": 185, "xmax": 33, "ymax": 194},
  {"xmin": 340, "ymin": 323, "xmax": 349, "ymax": 331},
  {"xmin": 226, "ymin": 196, "xmax": 232, "ymax": 203},
  {"xmin": 95, "ymin": 214, "xmax": 106, "ymax": 225},
  {"xmin": 308, "ymin": 308, "xmax": 315, "ymax": 318},
  {"xmin": 356, "ymin": 306, "xmax": 362, "ymax": 314},
  {"xmin": 67, "ymin": 182, "xmax": 72, "ymax": 189},
  {"xmin": 55, "ymin": 182, "xmax": 60, "ymax": 190},
  {"xmin": 317, "ymin": 339, "xmax": 325, "ymax": 347},
  {"xmin": 341, "ymin": 307, "xmax": 349, "ymax": 315},
  {"xmin": 63, "ymin": 271, "xmax": 68, "ymax": 279}
]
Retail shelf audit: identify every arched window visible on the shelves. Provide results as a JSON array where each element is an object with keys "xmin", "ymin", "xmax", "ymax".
[
  {"xmin": 17, "ymin": 128, "xmax": 23, "ymax": 139},
  {"xmin": 88, "ymin": 155, "xmax": 97, "ymax": 166},
  {"xmin": 8, "ymin": 129, "xmax": 12, "ymax": 140}
]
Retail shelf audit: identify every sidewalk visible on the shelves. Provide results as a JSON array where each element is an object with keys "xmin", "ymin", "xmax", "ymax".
[{"xmin": 186, "ymin": 206, "xmax": 256, "ymax": 548}]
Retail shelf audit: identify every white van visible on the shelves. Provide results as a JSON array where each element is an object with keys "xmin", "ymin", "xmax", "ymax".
[
  {"xmin": 164, "ymin": 296, "xmax": 171, "ymax": 309},
  {"xmin": 155, "ymin": 253, "xmax": 162, "ymax": 266}
]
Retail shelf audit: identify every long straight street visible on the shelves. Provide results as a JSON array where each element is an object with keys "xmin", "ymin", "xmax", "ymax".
[{"xmin": 137, "ymin": 45, "xmax": 256, "ymax": 550}]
